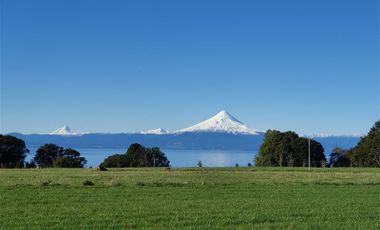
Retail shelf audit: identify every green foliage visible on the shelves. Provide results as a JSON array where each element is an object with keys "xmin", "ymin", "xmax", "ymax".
[
  {"xmin": 329, "ymin": 146, "xmax": 350, "ymax": 167},
  {"xmin": 101, "ymin": 154, "xmax": 129, "ymax": 168},
  {"xmin": 347, "ymin": 120, "xmax": 380, "ymax": 167},
  {"xmin": 34, "ymin": 144, "xmax": 86, "ymax": 168},
  {"xmin": 145, "ymin": 147, "xmax": 170, "ymax": 167},
  {"xmin": 255, "ymin": 130, "xmax": 326, "ymax": 167},
  {"xmin": 34, "ymin": 144, "xmax": 63, "ymax": 167},
  {"xmin": 53, "ymin": 149, "xmax": 87, "ymax": 168},
  {"xmin": 0, "ymin": 135, "xmax": 29, "ymax": 168},
  {"xmin": 101, "ymin": 143, "xmax": 170, "ymax": 168}
]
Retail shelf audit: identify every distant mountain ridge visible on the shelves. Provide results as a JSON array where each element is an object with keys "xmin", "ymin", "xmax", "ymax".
[
  {"xmin": 44, "ymin": 111, "xmax": 359, "ymax": 138},
  {"xmin": 47, "ymin": 111, "xmax": 260, "ymax": 136},
  {"xmin": 141, "ymin": 128, "xmax": 170, "ymax": 135},
  {"xmin": 300, "ymin": 133, "xmax": 364, "ymax": 138},
  {"xmin": 6, "ymin": 111, "xmax": 361, "ymax": 153}
]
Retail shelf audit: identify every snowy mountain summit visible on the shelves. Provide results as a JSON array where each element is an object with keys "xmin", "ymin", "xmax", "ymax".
[
  {"xmin": 50, "ymin": 125, "xmax": 80, "ymax": 135},
  {"xmin": 141, "ymin": 128, "xmax": 170, "ymax": 135},
  {"xmin": 176, "ymin": 111, "xmax": 259, "ymax": 135}
]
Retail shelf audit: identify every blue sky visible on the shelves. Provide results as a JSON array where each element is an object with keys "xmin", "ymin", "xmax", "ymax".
[{"xmin": 1, "ymin": 0, "xmax": 379, "ymax": 135}]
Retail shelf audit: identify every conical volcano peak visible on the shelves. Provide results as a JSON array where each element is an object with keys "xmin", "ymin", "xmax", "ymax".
[
  {"xmin": 175, "ymin": 111, "xmax": 258, "ymax": 135},
  {"xmin": 50, "ymin": 125, "xmax": 80, "ymax": 135},
  {"xmin": 212, "ymin": 110, "xmax": 241, "ymax": 123},
  {"xmin": 216, "ymin": 110, "xmax": 229, "ymax": 116}
]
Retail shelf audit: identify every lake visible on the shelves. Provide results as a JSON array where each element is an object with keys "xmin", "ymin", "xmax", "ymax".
[{"xmin": 26, "ymin": 147, "xmax": 257, "ymax": 167}]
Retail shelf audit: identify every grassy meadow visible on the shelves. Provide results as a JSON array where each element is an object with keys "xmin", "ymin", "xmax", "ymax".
[{"xmin": 0, "ymin": 167, "xmax": 379, "ymax": 229}]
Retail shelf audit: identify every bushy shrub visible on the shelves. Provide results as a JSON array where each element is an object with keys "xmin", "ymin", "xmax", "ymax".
[{"xmin": 101, "ymin": 143, "xmax": 170, "ymax": 168}]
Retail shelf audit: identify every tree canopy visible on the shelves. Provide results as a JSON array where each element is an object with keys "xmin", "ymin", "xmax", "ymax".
[
  {"xmin": 53, "ymin": 148, "xmax": 87, "ymax": 168},
  {"xmin": 255, "ymin": 130, "xmax": 326, "ymax": 167},
  {"xmin": 0, "ymin": 135, "xmax": 29, "ymax": 168},
  {"xmin": 101, "ymin": 143, "xmax": 170, "ymax": 168},
  {"xmin": 329, "ymin": 147, "xmax": 350, "ymax": 167},
  {"xmin": 346, "ymin": 120, "xmax": 380, "ymax": 167},
  {"xmin": 34, "ymin": 144, "xmax": 86, "ymax": 168}
]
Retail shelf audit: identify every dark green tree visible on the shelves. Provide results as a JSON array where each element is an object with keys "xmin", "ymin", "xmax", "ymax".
[
  {"xmin": 53, "ymin": 148, "xmax": 87, "ymax": 168},
  {"xmin": 347, "ymin": 121, "xmax": 380, "ymax": 167},
  {"xmin": 126, "ymin": 143, "xmax": 146, "ymax": 167},
  {"xmin": 101, "ymin": 143, "xmax": 170, "ymax": 168},
  {"xmin": 34, "ymin": 144, "xmax": 63, "ymax": 167},
  {"xmin": 254, "ymin": 130, "xmax": 283, "ymax": 166},
  {"xmin": 329, "ymin": 146, "xmax": 350, "ymax": 167},
  {"xmin": 101, "ymin": 154, "xmax": 129, "ymax": 167},
  {"xmin": 308, "ymin": 139, "xmax": 326, "ymax": 167},
  {"xmin": 145, "ymin": 147, "xmax": 170, "ymax": 167},
  {"xmin": 255, "ymin": 130, "xmax": 326, "ymax": 167},
  {"xmin": 279, "ymin": 131, "xmax": 299, "ymax": 166},
  {"xmin": 34, "ymin": 144, "xmax": 86, "ymax": 168},
  {"xmin": 0, "ymin": 135, "xmax": 29, "ymax": 168}
]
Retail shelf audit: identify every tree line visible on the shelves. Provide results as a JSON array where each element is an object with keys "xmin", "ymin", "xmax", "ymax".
[
  {"xmin": 0, "ymin": 136, "xmax": 87, "ymax": 168},
  {"xmin": 255, "ymin": 120, "xmax": 380, "ymax": 168},
  {"xmin": 330, "ymin": 121, "xmax": 380, "ymax": 167},
  {"xmin": 0, "ymin": 134, "xmax": 169, "ymax": 168},
  {"xmin": 1, "ymin": 120, "xmax": 379, "ymax": 168}
]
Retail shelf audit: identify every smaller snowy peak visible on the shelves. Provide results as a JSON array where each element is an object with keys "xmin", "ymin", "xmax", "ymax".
[
  {"xmin": 175, "ymin": 110, "xmax": 259, "ymax": 135},
  {"xmin": 50, "ymin": 125, "xmax": 80, "ymax": 136},
  {"xmin": 141, "ymin": 128, "xmax": 170, "ymax": 135},
  {"xmin": 301, "ymin": 133, "xmax": 364, "ymax": 138}
]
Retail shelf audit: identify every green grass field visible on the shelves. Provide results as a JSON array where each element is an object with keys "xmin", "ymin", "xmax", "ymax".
[{"xmin": 0, "ymin": 167, "xmax": 379, "ymax": 229}]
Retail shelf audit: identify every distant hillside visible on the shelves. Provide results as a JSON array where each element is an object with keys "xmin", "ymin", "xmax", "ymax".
[
  {"xmin": 6, "ymin": 111, "xmax": 361, "ymax": 154},
  {"xmin": 9, "ymin": 132, "xmax": 360, "ymax": 155},
  {"xmin": 9, "ymin": 132, "xmax": 264, "ymax": 150}
]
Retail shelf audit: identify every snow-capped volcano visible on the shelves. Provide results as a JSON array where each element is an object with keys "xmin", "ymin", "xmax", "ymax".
[
  {"xmin": 50, "ymin": 125, "xmax": 80, "ymax": 135},
  {"xmin": 141, "ymin": 128, "xmax": 170, "ymax": 135},
  {"xmin": 175, "ymin": 111, "xmax": 259, "ymax": 135}
]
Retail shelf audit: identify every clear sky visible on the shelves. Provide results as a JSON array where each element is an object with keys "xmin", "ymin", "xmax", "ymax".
[{"xmin": 1, "ymin": 0, "xmax": 379, "ymax": 135}]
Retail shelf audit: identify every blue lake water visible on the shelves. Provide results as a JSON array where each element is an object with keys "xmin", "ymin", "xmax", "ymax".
[{"xmin": 26, "ymin": 147, "xmax": 257, "ymax": 168}]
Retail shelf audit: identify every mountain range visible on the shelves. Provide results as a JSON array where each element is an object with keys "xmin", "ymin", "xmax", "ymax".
[
  {"xmin": 8, "ymin": 111, "xmax": 361, "ymax": 154},
  {"xmin": 48, "ymin": 111, "xmax": 260, "ymax": 136}
]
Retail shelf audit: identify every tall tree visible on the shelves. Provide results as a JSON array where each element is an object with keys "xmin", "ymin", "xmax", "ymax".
[
  {"xmin": 255, "ymin": 130, "xmax": 326, "ymax": 167},
  {"xmin": 347, "ymin": 121, "xmax": 380, "ymax": 167},
  {"xmin": 126, "ymin": 143, "xmax": 146, "ymax": 167},
  {"xmin": 53, "ymin": 148, "xmax": 87, "ymax": 168},
  {"xmin": 34, "ymin": 144, "xmax": 63, "ymax": 167},
  {"xmin": 0, "ymin": 135, "xmax": 29, "ymax": 168},
  {"xmin": 254, "ymin": 130, "xmax": 283, "ymax": 166},
  {"xmin": 329, "ymin": 147, "xmax": 350, "ymax": 167},
  {"xmin": 34, "ymin": 144, "xmax": 86, "ymax": 168}
]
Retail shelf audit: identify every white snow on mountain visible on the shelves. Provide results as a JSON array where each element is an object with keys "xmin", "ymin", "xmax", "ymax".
[
  {"xmin": 141, "ymin": 128, "xmax": 170, "ymax": 135},
  {"xmin": 301, "ymin": 133, "xmax": 364, "ymax": 138},
  {"xmin": 175, "ymin": 110, "xmax": 259, "ymax": 135},
  {"xmin": 50, "ymin": 125, "xmax": 80, "ymax": 135}
]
